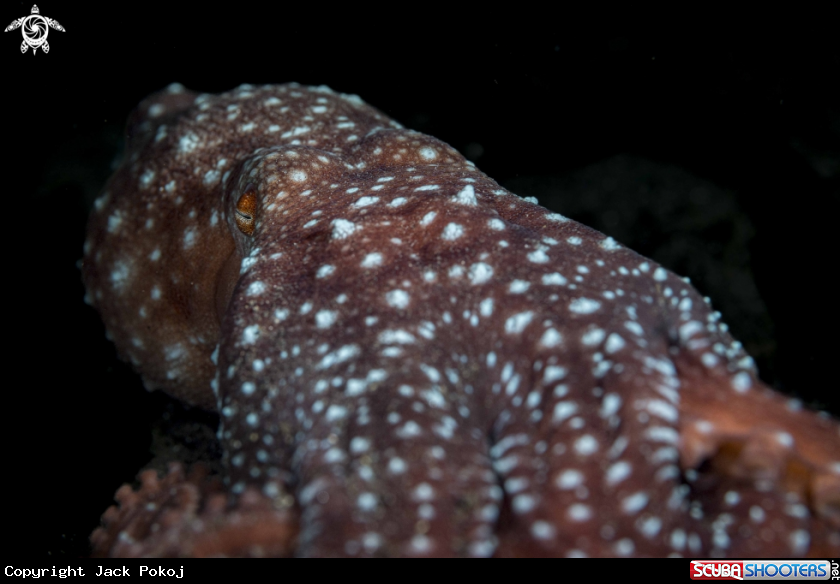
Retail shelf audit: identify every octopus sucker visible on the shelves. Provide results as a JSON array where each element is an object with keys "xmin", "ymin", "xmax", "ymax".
[{"xmin": 83, "ymin": 83, "xmax": 840, "ymax": 557}]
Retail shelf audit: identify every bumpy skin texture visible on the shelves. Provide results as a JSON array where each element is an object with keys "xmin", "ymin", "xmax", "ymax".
[{"xmin": 83, "ymin": 83, "xmax": 840, "ymax": 557}]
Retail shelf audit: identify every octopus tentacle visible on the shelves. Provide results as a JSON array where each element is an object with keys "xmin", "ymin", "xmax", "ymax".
[{"xmin": 91, "ymin": 463, "xmax": 297, "ymax": 558}]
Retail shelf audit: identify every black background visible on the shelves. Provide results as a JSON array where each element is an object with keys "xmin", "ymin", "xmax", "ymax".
[{"xmin": 3, "ymin": 4, "xmax": 837, "ymax": 558}]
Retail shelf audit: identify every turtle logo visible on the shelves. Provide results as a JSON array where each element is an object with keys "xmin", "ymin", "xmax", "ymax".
[{"xmin": 5, "ymin": 5, "xmax": 65, "ymax": 54}]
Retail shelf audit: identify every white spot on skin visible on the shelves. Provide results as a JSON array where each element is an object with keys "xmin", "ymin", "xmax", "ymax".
[
  {"xmin": 600, "ymin": 394, "xmax": 622, "ymax": 418},
  {"xmin": 506, "ymin": 478, "xmax": 530, "ymax": 496},
  {"xmin": 644, "ymin": 426, "xmax": 680, "ymax": 444},
  {"xmin": 543, "ymin": 366, "xmax": 567, "ymax": 383},
  {"xmin": 546, "ymin": 213, "xmax": 569, "ymax": 223},
  {"xmin": 203, "ymin": 169, "xmax": 220, "ymax": 185},
  {"xmin": 527, "ymin": 249, "xmax": 549, "ymax": 263},
  {"xmin": 316, "ymin": 344, "xmax": 360, "ymax": 370},
  {"xmin": 419, "ymin": 211, "xmax": 437, "ymax": 226},
  {"xmin": 361, "ymin": 252, "xmax": 383, "ymax": 268},
  {"xmin": 505, "ymin": 311, "xmax": 534, "ymax": 334},
  {"xmin": 789, "ymin": 529, "xmax": 810, "ymax": 555},
  {"xmin": 624, "ymin": 321, "xmax": 644, "ymax": 336},
  {"xmin": 568, "ymin": 504, "xmax": 592, "ymax": 522},
  {"xmin": 601, "ymin": 237, "xmax": 621, "ymax": 250},
  {"xmin": 574, "ymin": 435, "xmax": 599, "ymax": 456},
  {"xmin": 569, "ymin": 298, "xmax": 602, "ymax": 314},
  {"xmin": 670, "ymin": 529, "xmax": 687, "ymax": 551},
  {"xmin": 242, "ymin": 325, "xmax": 260, "ymax": 344},
  {"xmin": 385, "ymin": 289, "xmax": 410, "ymax": 309},
  {"xmin": 452, "ymin": 184, "xmax": 478, "ymax": 206},
  {"xmin": 479, "ymin": 298, "xmax": 494, "ymax": 317},
  {"xmin": 353, "ymin": 196, "xmax": 380, "ymax": 208},
  {"xmin": 164, "ymin": 344, "xmax": 185, "ymax": 361},
  {"xmin": 775, "ymin": 432, "xmax": 794, "ymax": 448},
  {"xmin": 409, "ymin": 535, "xmax": 433, "ymax": 555},
  {"xmin": 413, "ymin": 483, "xmax": 435, "ymax": 502},
  {"xmin": 540, "ymin": 328, "xmax": 563, "ymax": 347},
  {"xmin": 488, "ymin": 218, "xmax": 505, "ymax": 230},
  {"xmin": 605, "ymin": 461, "xmax": 631, "ymax": 486},
  {"xmin": 605, "ymin": 333, "xmax": 626, "ymax": 354},
  {"xmin": 179, "ymin": 133, "xmax": 200, "ymax": 153},
  {"xmin": 379, "ymin": 329, "xmax": 416, "ymax": 344},
  {"xmin": 581, "ymin": 327, "xmax": 606, "ymax": 346},
  {"xmin": 679, "ymin": 321, "xmax": 703, "ymax": 341},
  {"xmin": 542, "ymin": 273, "xmax": 567, "ymax": 285},
  {"xmin": 345, "ymin": 379, "xmax": 366, "ymax": 397},
  {"xmin": 640, "ymin": 399, "xmax": 679, "ymax": 423},
  {"xmin": 357, "ymin": 493, "xmax": 377, "ymax": 511},
  {"xmin": 110, "ymin": 261, "xmax": 131, "ymax": 291},
  {"xmin": 324, "ymin": 448, "xmax": 346, "ymax": 463},
  {"xmin": 417, "ymin": 321, "xmax": 435, "ymax": 340},
  {"xmin": 441, "ymin": 223, "xmax": 465, "ymax": 240},
  {"xmin": 531, "ymin": 521, "xmax": 556, "ymax": 541},
  {"xmin": 280, "ymin": 125, "xmax": 312, "ymax": 139},
  {"xmin": 247, "ymin": 281, "xmax": 267, "ymax": 296},
  {"xmin": 749, "ymin": 505, "xmax": 766, "ymax": 523},
  {"xmin": 785, "ymin": 503, "xmax": 808, "ymax": 519},
  {"xmin": 552, "ymin": 401, "xmax": 578, "ymax": 424},
  {"xmin": 396, "ymin": 420, "xmax": 422, "ymax": 438},
  {"xmin": 325, "ymin": 405, "xmax": 348, "ymax": 422},
  {"xmin": 731, "ymin": 371, "xmax": 752, "ymax": 393},
  {"xmin": 493, "ymin": 455, "xmax": 519, "ymax": 475},
  {"xmin": 512, "ymin": 494, "xmax": 537, "ymax": 514},
  {"xmin": 556, "ymin": 469, "xmax": 584, "ymax": 490},
  {"xmin": 509, "ymin": 280, "xmax": 530, "ymax": 293},
  {"xmin": 107, "ymin": 212, "xmax": 123, "ymax": 233},
  {"xmin": 638, "ymin": 517, "xmax": 662, "ymax": 539},
  {"xmin": 388, "ymin": 457, "xmax": 407, "ymax": 474},
  {"xmin": 469, "ymin": 263, "xmax": 494, "ymax": 285},
  {"xmin": 723, "ymin": 491, "xmax": 740, "ymax": 506},
  {"xmin": 653, "ymin": 267, "xmax": 668, "ymax": 281},
  {"xmin": 420, "ymin": 364, "xmax": 441, "ymax": 383},
  {"xmin": 419, "ymin": 147, "xmax": 437, "ymax": 160},
  {"xmin": 621, "ymin": 492, "xmax": 649, "ymax": 514},
  {"xmin": 316, "ymin": 265, "xmax": 335, "ymax": 278},
  {"xmin": 505, "ymin": 374, "xmax": 521, "ymax": 396},
  {"xmin": 331, "ymin": 218, "xmax": 358, "ymax": 240},
  {"xmin": 420, "ymin": 387, "xmax": 446, "ymax": 409},
  {"xmin": 614, "ymin": 539, "xmax": 635, "ymax": 556},
  {"xmin": 315, "ymin": 310, "xmax": 338, "ymax": 329}
]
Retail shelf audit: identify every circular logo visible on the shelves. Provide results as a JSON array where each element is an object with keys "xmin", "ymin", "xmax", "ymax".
[{"xmin": 21, "ymin": 14, "xmax": 48, "ymax": 49}]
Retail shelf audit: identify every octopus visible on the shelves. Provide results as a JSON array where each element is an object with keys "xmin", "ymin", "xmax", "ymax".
[{"xmin": 82, "ymin": 82, "xmax": 840, "ymax": 558}]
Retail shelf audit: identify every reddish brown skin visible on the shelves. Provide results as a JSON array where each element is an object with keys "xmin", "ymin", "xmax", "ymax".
[{"xmin": 83, "ymin": 83, "xmax": 840, "ymax": 557}]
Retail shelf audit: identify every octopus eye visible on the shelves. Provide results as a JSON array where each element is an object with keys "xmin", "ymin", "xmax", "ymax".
[{"xmin": 235, "ymin": 189, "xmax": 257, "ymax": 235}]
